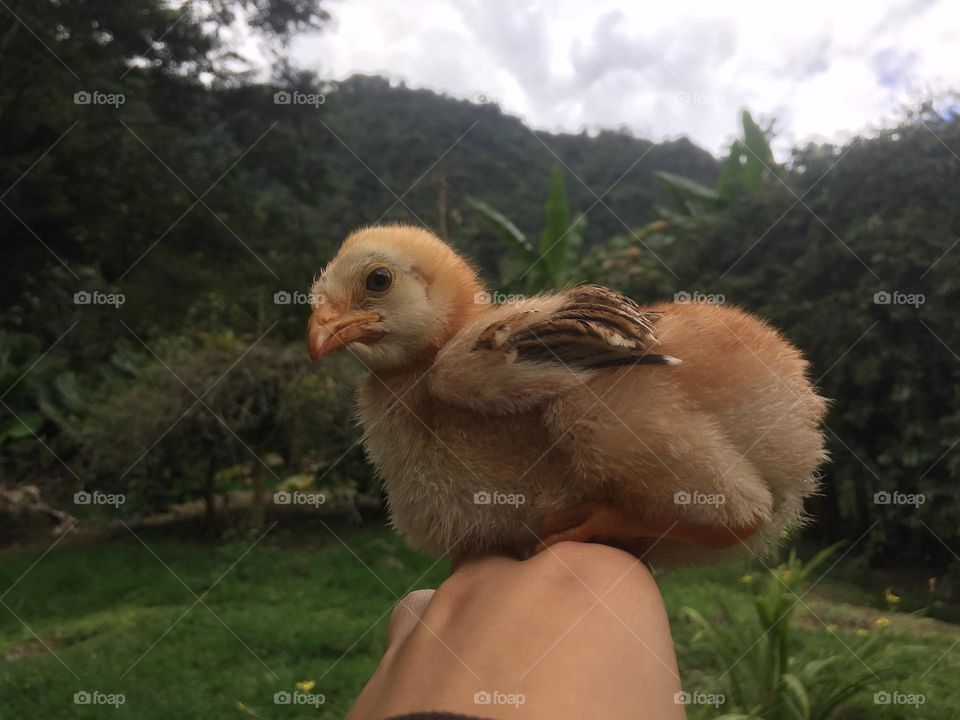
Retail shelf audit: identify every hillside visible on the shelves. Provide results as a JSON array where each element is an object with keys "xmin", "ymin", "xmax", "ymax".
[
  {"xmin": 2, "ymin": 72, "xmax": 717, "ymax": 333},
  {"xmin": 318, "ymin": 75, "xmax": 718, "ymax": 264}
]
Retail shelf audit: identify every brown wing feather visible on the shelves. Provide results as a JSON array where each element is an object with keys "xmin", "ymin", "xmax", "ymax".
[{"xmin": 473, "ymin": 285, "xmax": 680, "ymax": 369}]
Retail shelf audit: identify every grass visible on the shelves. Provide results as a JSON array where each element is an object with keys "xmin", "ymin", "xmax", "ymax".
[{"xmin": 1, "ymin": 520, "xmax": 957, "ymax": 719}]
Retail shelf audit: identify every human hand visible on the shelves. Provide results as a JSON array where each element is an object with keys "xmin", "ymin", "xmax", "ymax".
[{"xmin": 348, "ymin": 542, "xmax": 684, "ymax": 719}]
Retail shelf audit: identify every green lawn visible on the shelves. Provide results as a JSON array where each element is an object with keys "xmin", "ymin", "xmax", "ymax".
[{"xmin": 0, "ymin": 521, "xmax": 956, "ymax": 719}]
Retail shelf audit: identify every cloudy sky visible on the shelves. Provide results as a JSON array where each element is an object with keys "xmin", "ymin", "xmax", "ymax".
[{"xmin": 285, "ymin": 0, "xmax": 958, "ymax": 156}]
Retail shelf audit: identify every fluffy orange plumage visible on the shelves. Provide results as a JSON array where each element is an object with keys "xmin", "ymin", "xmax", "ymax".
[{"xmin": 307, "ymin": 225, "xmax": 827, "ymax": 569}]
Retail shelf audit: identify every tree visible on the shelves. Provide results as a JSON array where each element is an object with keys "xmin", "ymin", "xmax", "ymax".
[{"xmin": 466, "ymin": 164, "xmax": 586, "ymax": 293}]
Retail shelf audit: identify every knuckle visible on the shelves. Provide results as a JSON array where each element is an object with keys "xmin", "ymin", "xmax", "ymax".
[
  {"xmin": 533, "ymin": 541, "xmax": 651, "ymax": 591},
  {"xmin": 388, "ymin": 589, "xmax": 433, "ymax": 633}
]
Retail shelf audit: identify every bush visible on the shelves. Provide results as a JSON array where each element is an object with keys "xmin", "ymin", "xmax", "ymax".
[
  {"xmin": 78, "ymin": 332, "xmax": 366, "ymax": 526},
  {"xmin": 682, "ymin": 546, "xmax": 898, "ymax": 719}
]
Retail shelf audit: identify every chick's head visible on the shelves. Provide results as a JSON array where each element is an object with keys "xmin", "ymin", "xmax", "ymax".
[{"xmin": 308, "ymin": 225, "xmax": 483, "ymax": 372}]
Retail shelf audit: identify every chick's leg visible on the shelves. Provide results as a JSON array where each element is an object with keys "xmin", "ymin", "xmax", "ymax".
[{"xmin": 536, "ymin": 500, "xmax": 763, "ymax": 554}]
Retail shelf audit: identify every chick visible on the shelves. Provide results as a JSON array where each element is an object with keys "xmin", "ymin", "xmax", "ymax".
[{"xmin": 308, "ymin": 225, "xmax": 827, "ymax": 569}]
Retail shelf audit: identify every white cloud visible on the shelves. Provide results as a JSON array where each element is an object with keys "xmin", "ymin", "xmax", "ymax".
[{"xmin": 289, "ymin": 0, "xmax": 960, "ymax": 156}]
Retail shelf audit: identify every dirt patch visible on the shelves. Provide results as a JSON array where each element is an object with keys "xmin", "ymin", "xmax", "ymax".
[
  {"xmin": 4, "ymin": 636, "xmax": 65, "ymax": 662},
  {"xmin": 797, "ymin": 595, "xmax": 960, "ymax": 638}
]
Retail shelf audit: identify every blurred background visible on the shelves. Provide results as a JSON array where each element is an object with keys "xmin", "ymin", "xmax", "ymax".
[{"xmin": 1, "ymin": 0, "xmax": 959, "ymax": 717}]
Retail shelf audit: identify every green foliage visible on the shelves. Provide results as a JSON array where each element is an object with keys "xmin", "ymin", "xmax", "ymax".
[
  {"xmin": 323, "ymin": 78, "xmax": 716, "ymax": 281},
  {"xmin": 655, "ymin": 170, "xmax": 720, "ymax": 216},
  {"xmin": 0, "ymin": 525, "xmax": 447, "ymax": 719},
  {"xmin": 537, "ymin": 165, "xmax": 586, "ymax": 290},
  {"xmin": 2, "ymin": 528, "xmax": 957, "ymax": 719},
  {"xmin": 464, "ymin": 196, "xmax": 539, "ymax": 271},
  {"xmin": 718, "ymin": 109, "xmax": 777, "ymax": 201},
  {"xmin": 0, "ymin": 0, "xmax": 335, "ymax": 337},
  {"xmin": 682, "ymin": 546, "xmax": 898, "ymax": 719},
  {"xmin": 655, "ymin": 110, "xmax": 774, "ymax": 219},
  {"xmin": 207, "ymin": 0, "xmax": 330, "ymax": 36},
  {"xmin": 0, "ymin": 330, "xmax": 87, "ymax": 476},
  {"xmin": 78, "ymin": 331, "xmax": 364, "ymax": 518},
  {"xmin": 467, "ymin": 164, "xmax": 586, "ymax": 292}
]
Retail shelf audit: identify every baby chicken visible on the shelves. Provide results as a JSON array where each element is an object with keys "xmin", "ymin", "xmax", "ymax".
[{"xmin": 308, "ymin": 225, "xmax": 827, "ymax": 569}]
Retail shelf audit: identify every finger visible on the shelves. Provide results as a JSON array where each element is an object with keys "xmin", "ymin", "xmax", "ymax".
[{"xmin": 386, "ymin": 589, "xmax": 435, "ymax": 648}]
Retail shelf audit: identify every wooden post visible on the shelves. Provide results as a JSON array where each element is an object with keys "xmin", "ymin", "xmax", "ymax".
[
  {"xmin": 250, "ymin": 461, "xmax": 265, "ymax": 530},
  {"xmin": 204, "ymin": 454, "xmax": 217, "ymax": 531},
  {"xmin": 433, "ymin": 173, "xmax": 448, "ymax": 240}
]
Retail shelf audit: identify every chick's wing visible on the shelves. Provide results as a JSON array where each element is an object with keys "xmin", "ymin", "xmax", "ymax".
[{"xmin": 428, "ymin": 285, "xmax": 676, "ymax": 413}]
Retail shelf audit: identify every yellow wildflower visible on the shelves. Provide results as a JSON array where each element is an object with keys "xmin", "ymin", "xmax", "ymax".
[
  {"xmin": 885, "ymin": 589, "xmax": 902, "ymax": 605},
  {"xmin": 856, "ymin": 628, "xmax": 870, "ymax": 637},
  {"xmin": 740, "ymin": 574, "xmax": 754, "ymax": 585},
  {"xmin": 875, "ymin": 617, "xmax": 891, "ymax": 628},
  {"xmin": 295, "ymin": 680, "xmax": 316, "ymax": 693}
]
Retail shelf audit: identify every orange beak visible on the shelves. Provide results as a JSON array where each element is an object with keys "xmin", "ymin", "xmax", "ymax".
[{"xmin": 307, "ymin": 305, "xmax": 383, "ymax": 361}]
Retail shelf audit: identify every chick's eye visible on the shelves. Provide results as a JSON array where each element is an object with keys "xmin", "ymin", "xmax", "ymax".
[{"xmin": 365, "ymin": 267, "xmax": 393, "ymax": 292}]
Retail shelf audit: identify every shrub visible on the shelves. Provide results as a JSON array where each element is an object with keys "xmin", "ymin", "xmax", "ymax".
[{"xmin": 681, "ymin": 545, "xmax": 898, "ymax": 719}]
